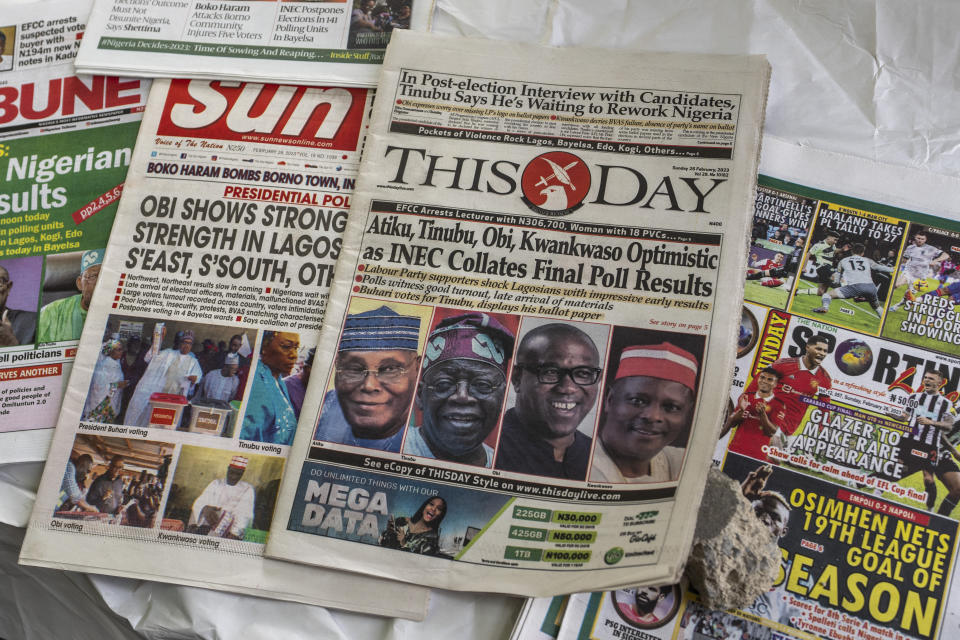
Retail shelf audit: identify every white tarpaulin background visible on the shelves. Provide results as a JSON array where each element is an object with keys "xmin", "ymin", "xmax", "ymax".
[{"xmin": 3, "ymin": 0, "xmax": 960, "ymax": 637}]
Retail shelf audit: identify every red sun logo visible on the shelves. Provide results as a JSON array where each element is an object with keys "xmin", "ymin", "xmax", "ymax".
[{"xmin": 520, "ymin": 151, "xmax": 591, "ymax": 216}]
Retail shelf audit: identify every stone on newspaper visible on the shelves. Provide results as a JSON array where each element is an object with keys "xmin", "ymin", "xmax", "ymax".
[{"xmin": 684, "ymin": 467, "xmax": 780, "ymax": 609}]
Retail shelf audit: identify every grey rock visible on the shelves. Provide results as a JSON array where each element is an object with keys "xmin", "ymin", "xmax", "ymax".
[{"xmin": 684, "ymin": 467, "xmax": 781, "ymax": 610}]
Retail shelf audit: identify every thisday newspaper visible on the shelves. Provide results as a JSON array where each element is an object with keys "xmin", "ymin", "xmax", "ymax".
[
  {"xmin": 74, "ymin": 0, "xmax": 433, "ymax": 87},
  {"xmin": 19, "ymin": 78, "xmax": 428, "ymax": 618},
  {"xmin": 266, "ymin": 31, "xmax": 771, "ymax": 595},
  {"xmin": 0, "ymin": 0, "xmax": 148, "ymax": 462},
  {"xmin": 532, "ymin": 140, "xmax": 960, "ymax": 640}
]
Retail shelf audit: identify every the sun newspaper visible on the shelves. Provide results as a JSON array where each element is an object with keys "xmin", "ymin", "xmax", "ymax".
[
  {"xmin": 0, "ymin": 0, "xmax": 148, "ymax": 463},
  {"xmin": 530, "ymin": 140, "xmax": 960, "ymax": 640},
  {"xmin": 74, "ymin": 0, "xmax": 433, "ymax": 87},
  {"xmin": 19, "ymin": 78, "xmax": 429, "ymax": 619},
  {"xmin": 265, "ymin": 31, "xmax": 770, "ymax": 595}
]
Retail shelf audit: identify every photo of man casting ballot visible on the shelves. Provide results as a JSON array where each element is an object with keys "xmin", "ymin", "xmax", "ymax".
[
  {"xmin": 379, "ymin": 495, "xmax": 447, "ymax": 556},
  {"xmin": 590, "ymin": 342, "xmax": 700, "ymax": 484},
  {"xmin": 315, "ymin": 305, "xmax": 422, "ymax": 452},
  {"xmin": 494, "ymin": 322, "xmax": 605, "ymax": 480},
  {"xmin": 403, "ymin": 312, "xmax": 515, "ymax": 468}
]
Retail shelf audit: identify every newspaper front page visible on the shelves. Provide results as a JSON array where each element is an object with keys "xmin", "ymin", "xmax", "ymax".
[
  {"xmin": 19, "ymin": 78, "xmax": 429, "ymax": 619},
  {"xmin": 548, "ymin": 141, "xmax": 960, "ymax": 640},
  {"xmin": 266, "ymin": 31, "xmax": 770, "ymax": 595},
  {"xmin": 0, "ymin": 0, "xmax": 148, "ymax": 463},
  {"xmin": 709, "ymin": 139, "xmax": 960, "ymax": 640},
  {"xmin": 74, "ymin": 0, "xmax": 433, "ymax": 87}
]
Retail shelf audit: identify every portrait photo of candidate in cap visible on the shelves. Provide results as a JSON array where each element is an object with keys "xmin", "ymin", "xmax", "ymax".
[
  {"xmin": 590, "ymin": 328, "xmax": 704, "ymax": 484},
  {"xmin": 37, "ymin": 248, "xmax": 104, "ymax": 344},
  {"xmin": 403, "ymin": 309, "xmax": 518, "ymax": 468},
  {"xmin": 314, "ymin": 300, "xmax": 432, "ymax": 453},
  {"xmin": 494, "ymin": 319, "xmax": 608, "ymax": 481}
]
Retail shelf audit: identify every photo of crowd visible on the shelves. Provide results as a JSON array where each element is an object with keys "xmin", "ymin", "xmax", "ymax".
[
  {"xmin": 54, "ymin": 434, "xmax": 174, "ymax": 528},
  {"xmin": 347, "ymin": 0, "xmax": 412, "ymax": 49},
  {"xmin": 86, "ymin": 315, "xmax": 254, "ymax": 435}
]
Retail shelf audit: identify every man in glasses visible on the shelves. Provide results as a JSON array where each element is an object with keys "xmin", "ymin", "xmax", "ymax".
[
  {"xmin": 315, "ymin": 305, "xmax": 421, "ymax": 452},
  {"xmin": 37, "ymin": 248, "xmax": 103, "ymax": 343},
  {"xmin": 495, "ymin": 323, "xmax": 602, "ymax": 480},
  {"xmin": 240, "ymin": 331, "xmax": 301, "ymax": 445},
  {"xmin": 404, "ymin": 312, "xmax": 514, "ymax": 468}
]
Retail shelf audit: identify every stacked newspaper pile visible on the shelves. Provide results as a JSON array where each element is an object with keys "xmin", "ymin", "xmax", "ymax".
[
  {"xmin": 15, "ymin": 0, "xmax": 960, "ymax": 639},
  {"xmin": 16, "ymin": 0, "xmax": 770, "ymax": 613}
]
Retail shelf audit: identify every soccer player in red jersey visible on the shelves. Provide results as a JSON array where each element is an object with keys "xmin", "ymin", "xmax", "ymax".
[{"xmin": 724, "ymin": 367, "xmax": 788, "ymax": 461}]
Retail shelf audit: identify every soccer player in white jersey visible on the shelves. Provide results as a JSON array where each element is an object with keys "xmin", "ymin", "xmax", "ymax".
[
  {"xmin": 812, "ymin": 243, "xmax": 894, "ymax": 315},
  {"xmin": 886, "ymin": 369, "xmax": 960, "ymax": 515},
  {"xmin": 890, "ymin": 230, "xmax": 948, "ymax": 310}
]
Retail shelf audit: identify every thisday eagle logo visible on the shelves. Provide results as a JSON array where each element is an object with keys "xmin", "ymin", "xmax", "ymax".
[{"xmin": 520, "ymin": 151, "xmax": 591, "ymax": 217}]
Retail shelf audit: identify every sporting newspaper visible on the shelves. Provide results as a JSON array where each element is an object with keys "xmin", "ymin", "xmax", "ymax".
[
  {"xmin": 710, "ymin": 139, "xmax": 960, "ymax": 640},
  {"xmin": 266, "ymin": 31, "xmax": 770, "ymax": 594},
  {"xmin": 74, "ymin": 0, "xmax": 433, "ymax": 87},
  {"xmin": 19, "ymin": 78, "xmax": 429, "ymax": 619},
  {"xmin": 547, "ymin": 142, "xmax": 960, "ymax": 640},
  {"xmin": 0, "ymin": 0, "xmax": 148, "ymax": 463}
]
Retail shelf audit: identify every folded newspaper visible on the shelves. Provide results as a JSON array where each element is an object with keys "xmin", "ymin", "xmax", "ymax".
[
  {"xmin": 266, "ymin": 30, "xmax": 770, "ymax": 595},
  {"xmin": 0, "ymin": 0, "xmax": 148, "ymax": 464},
  {"xmin": 19, "ymin": 77, "xmax": 428, "ymax": 619},
  {"xmin": 74, "ymin": 0, "xmax": 434, "ymax": 87}
]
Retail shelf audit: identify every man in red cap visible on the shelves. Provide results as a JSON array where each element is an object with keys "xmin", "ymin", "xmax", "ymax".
[
  {"xmin": 590, "ymin": 343, "xmax": 699, "ymax": 483},
  {"xmin": 404, "ymin": 312, "xmax": 514, "ymax": 468}
]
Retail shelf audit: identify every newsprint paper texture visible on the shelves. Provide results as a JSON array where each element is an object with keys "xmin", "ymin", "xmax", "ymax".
[
  {"xmin": 266, "ymin": 30, "xmax": 770, "ymax": 595},
  {"xmin": 74, "ymin": 0, "xmax": 434, "ymax": 87},
  {"xmin": 539, "ymin": 140, "xmax": 960, "ymax": 640},
  {"xmin": 0, "ymin": 0, "xmax": 148, "ymax": 463},
  {"xmin": 19, "ymin": 77, "xmax": 428, "ymax": 619}
]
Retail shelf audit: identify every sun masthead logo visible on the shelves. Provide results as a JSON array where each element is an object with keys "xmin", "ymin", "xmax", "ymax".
[{"xmin": 520, "ymin": 151, "xmax": 591, "ymax": 217}]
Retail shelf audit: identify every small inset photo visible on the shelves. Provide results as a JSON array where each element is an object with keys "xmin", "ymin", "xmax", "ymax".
[
  {"xmin": 91, "ymin": 314, "xmax": 253, "ymax": 435},
  {"xmin": 611, "ymin": 584, "xmax": 681, "ymax": 629},
  {"xmin": 38, "ymin": 249, "xmax": 103, "ymax": 344},
  {"xmin": 239, "ymin": 331, "xmax": 314, "ymax": 447},
  {"xmin": 54, "ymin": 434, "xmax": 174, "ymax": 528},
  {"xmin": 161, "ymin": 446, "xmax": 284, "ymax": 542},
  {"xmin": 0, "ymin": 255, "xmax": 42, "ymax": 347},
  {"xmin": 0, "ymin": 26, "xmax": 15, "ymax": 72},
  {"xmin": 347, "ymin": 0, "xmax": 411, "ymax": 49}
]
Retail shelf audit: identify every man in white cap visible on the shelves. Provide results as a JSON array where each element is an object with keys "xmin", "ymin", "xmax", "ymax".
[
  {"xmin": 188, "ymin": 455, "xmax": 255, "ymax": 539},
  {"xmin": 198, "ymin": 352, "xmax": 241, "ymax": 403},
  {"xmin": 590, "ymin": 342, "xmax": 699, "ymax": 483},
  {"xmin": 38, "ymin": 248, "xmax": 103, "ymax": 343}
]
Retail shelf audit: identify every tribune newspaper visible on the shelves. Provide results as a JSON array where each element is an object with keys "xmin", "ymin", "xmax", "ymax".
[
  {"xmin": 266, "ymin": 31, "xmax": 770, "ymax": 595},
  {"xmin": 0, "ymin": 0, "xmax": 148, "ymax": 463},
  {"xmin": 19, "ymin": 77, "xmax": 428, "ymax": 618}
]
